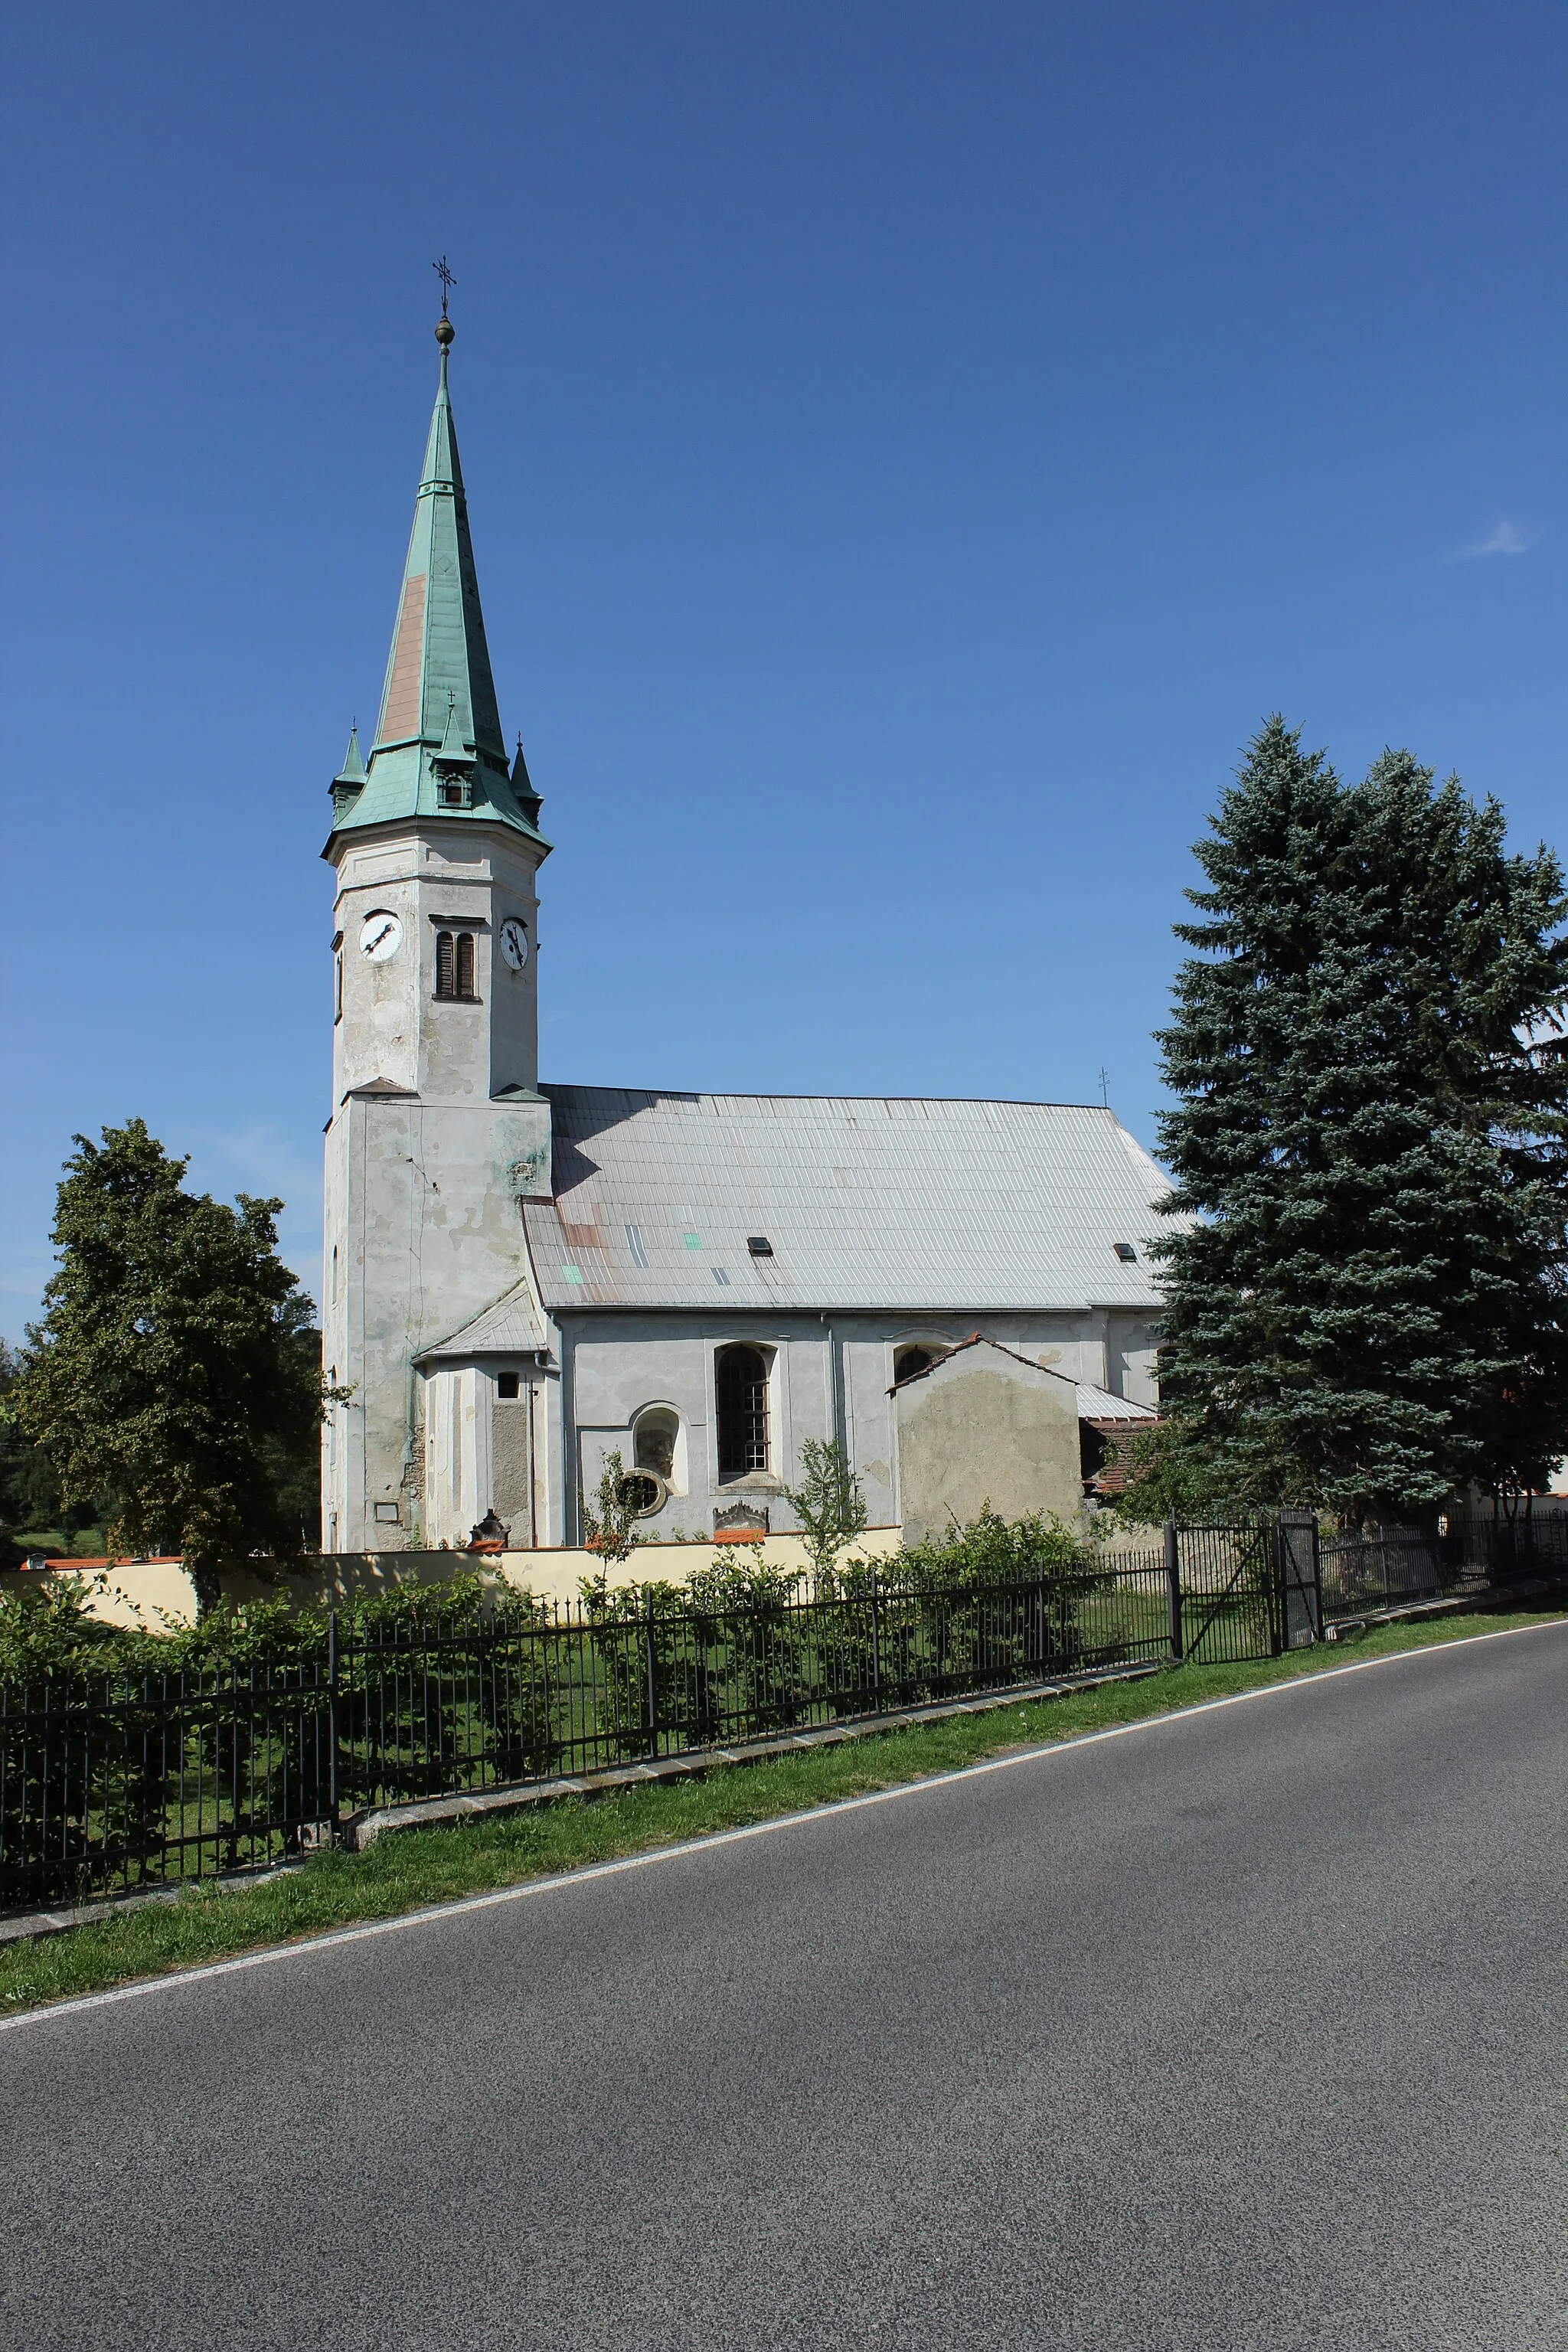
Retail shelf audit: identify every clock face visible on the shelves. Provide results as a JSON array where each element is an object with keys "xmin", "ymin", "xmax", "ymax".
[
  {"xmin": 359, "ymin": 910, "xmax": 403, "ymax": 964},
  {"xmin": 498, "ymin": 917, "xmax": 530, "ymax": 972}
]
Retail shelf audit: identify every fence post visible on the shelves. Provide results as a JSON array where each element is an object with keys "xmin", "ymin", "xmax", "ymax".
[
  {"xmin": 1269, "ymin": 1520, "xmax": 1284, "ymax": 1656},
  {"xmin": 871, "ymin": 1566, "xmax": 883, "ymax": 1710},
  {"xmin": 327, "ymin": 1609, "xmax": 340, "ymax": 1841},
  {"xmin": 1164, "ymin": 1518, "xmax": 1182, "ymax": 1661},
  {"xmin": 644, "ymin": 1587, "xmax": 659, "ymax": 1760}
]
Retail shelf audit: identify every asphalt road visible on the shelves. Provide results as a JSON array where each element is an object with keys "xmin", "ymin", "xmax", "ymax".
[{"xmin": 2, "ymin": 1625, "xmax": 1566, "ymax": 2351}]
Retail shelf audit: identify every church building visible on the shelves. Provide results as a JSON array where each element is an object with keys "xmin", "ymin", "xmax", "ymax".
[{"xmin": 320, "ymin": 315, "xmax": 1167, "ymax": 1555}]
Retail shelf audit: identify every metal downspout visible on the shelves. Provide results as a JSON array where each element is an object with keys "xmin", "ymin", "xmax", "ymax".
[{"xmin": 820, "ymin": 1312, "xmax": 845, "ymax": 1452}]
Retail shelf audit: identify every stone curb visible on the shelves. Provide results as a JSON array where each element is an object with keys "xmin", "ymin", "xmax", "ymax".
[
  {"xmin": 341, "ymin": 1661, "xmax": 1165, "ymax": 1850},
  {"xmin": 0, "ymin": 1864, "xmax": 302, "ymax": 1951}
]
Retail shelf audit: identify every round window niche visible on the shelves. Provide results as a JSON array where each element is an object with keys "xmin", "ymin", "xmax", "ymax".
[{"xmin": 618, "ymin": 1468, "xmax": 666, "ymax": 1517}]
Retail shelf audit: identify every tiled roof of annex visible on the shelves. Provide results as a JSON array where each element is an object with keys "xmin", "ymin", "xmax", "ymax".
[{"xmin": 521, "ymin": 1087, "xmax": 1174, "ymax": 1315}]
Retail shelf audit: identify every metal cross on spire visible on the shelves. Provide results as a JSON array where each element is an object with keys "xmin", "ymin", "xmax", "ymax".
[{"xmin": 433, "ymin": 255, "xmax": 457, "ymax": 318}]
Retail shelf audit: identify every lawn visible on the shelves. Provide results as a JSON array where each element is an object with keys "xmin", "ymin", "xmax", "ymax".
[{"xmin": 2, "ymin": 1608, "xmax": 1559, "ymax": 2019}]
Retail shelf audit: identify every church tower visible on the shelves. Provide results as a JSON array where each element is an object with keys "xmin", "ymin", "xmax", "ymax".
[{"xmin": 320, "ymin": 306, "xmax": 553, "ymax": 1552}]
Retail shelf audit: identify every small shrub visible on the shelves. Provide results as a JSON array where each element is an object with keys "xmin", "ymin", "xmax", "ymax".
[{"xmin": 781, "ymin": 1439, "xmax": 868, "ymax": 1577}]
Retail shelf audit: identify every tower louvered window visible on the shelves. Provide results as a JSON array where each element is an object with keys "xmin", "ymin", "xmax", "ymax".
[{"xmin": 435, "ymin": 930, "xmax": 479, "ymax": 1001}]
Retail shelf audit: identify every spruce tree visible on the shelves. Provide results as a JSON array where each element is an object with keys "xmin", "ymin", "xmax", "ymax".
[{"xmin": 1152, "ymin": 717, "xmax": 1568, "ymax": 1522}]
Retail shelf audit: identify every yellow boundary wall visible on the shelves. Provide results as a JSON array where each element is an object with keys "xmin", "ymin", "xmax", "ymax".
[
  {"xmin": 18, "ymin": 1515, "xmax": 1169, "ymax": 1633},
  {"xmin": 18, "ymin": 1527, "xmax": 909, "ymax": 1632}
]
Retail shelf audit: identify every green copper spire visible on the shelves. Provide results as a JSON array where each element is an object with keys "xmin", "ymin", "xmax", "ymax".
[
  {"xmin": 324, "ymin": 315, "xmax": 548, "ymax": 856},
  {"xmin": 371, "ymin": 327, "xmax": 505, "ymax": 765},
  {"xmin": 338, "ymin": 722, "xmax": 366, "ymax": 782}
]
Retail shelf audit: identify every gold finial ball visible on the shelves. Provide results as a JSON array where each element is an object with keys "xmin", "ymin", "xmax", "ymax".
[{"xmin": 435, "ymin": 316, "xmax": 455, "ymax": 349}]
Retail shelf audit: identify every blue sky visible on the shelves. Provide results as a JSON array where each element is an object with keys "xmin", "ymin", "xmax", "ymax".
[{"xmin": 4, "ymin": 3, "xmax": 1566, "ymax": 1332}]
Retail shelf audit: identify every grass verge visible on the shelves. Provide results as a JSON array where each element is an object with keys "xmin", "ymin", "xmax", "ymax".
[{"xmin": 4, "ymin": 1607, "xmax": 1562, "ymax": 2019}]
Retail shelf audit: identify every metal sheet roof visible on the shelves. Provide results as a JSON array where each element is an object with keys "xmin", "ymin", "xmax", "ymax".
[
  {"xmin": 415, "ymin": 1283, "xmax": 547, "ymax": 1361},
  {"xmin": 523, "ymin": 1088, "xmax": 1173, "ymax": 1314},
  {"xmin": 1075, "ymin": 1379, "xmax": 1157, "ymax": 1422}
]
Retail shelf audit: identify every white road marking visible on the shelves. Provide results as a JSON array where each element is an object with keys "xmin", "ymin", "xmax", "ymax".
[{"xmin": 4, "ymin": 1616, "xmax": 1563, "ymax": 2038}]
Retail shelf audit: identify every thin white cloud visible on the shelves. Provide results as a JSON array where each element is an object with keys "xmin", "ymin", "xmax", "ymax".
[{"xmin": 1455, "ymin": 518, "xmax": 1540, "ymax": 560}]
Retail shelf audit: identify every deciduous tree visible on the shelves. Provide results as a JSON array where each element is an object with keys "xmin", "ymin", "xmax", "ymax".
[
  {"xmin": 580, "ymin": 1448, "xmax": 644, "ymax": 1570},
  {"xmin": 14, "ymin": 1122, "xmax": 335, "ymax": 1611}
]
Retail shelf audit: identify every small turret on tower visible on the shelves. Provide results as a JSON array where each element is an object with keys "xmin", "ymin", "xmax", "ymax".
[
  {"xmin": 511, "ymin": 736, "xmax": 543, "ymax": 828},
  {"xmin": 330, "ymin": 724, "xmax": 366, "ymax": 823}
]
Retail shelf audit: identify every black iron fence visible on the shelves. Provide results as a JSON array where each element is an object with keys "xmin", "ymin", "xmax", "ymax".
[
  {"xmin": 1317, "ymin": 1511, "xmax": 1568, "ymax": 1618},
  {"xmin": 0, "ymin": 1645, "xmax": 339, "ymax": 1910},
  {"xmin": 2, "ymin": 1515, "xmax": 1563, "ymax": 1910}
]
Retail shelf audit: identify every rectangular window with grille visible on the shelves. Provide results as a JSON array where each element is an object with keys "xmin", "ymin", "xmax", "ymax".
[{"xmin": 716, "ymin": 1344, "xmax": 769, "ymax": 1476}]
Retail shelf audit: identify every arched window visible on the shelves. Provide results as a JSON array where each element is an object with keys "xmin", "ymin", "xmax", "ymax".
[
  {"xmin": 895, "ymin": 1344, "xmax": 940, "ymax": 1384},
  {"xmin": 435, "ymin": 930, "xmax": 479, "ymax": 1001},
  {"xmin": 715, "ymin": 1345, "xmax": 769, "ymax": 1477},
  {"xmin": 634, "ymin": 1407, "xmax": 678, "ymax": 1481}
]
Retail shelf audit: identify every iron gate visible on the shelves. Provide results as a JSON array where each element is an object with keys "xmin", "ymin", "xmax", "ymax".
[{"xmin": 1275, "ymin": 1514, "xmax": 1322, "ymax": 1649}]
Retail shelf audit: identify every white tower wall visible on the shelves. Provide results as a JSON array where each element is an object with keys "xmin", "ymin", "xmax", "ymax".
[{"xmin": 321, "ymin": 818, "xmax": 550, "ymax": 1552}]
